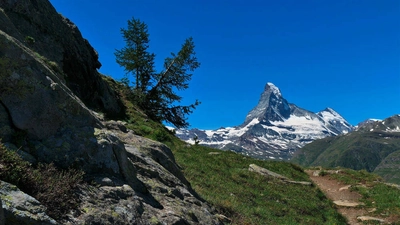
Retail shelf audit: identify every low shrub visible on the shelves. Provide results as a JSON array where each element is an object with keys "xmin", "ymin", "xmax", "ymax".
[
  {"xmin": 24, "ymin": 36, "xmax": 35, "ymax": 44},
  {"xmin": 0, "ymin": 143, "xmax": 84, "ymax": 220},
  {"xmin": 152, "ymin": 129, "xmax": 171, "ymax": 142}
]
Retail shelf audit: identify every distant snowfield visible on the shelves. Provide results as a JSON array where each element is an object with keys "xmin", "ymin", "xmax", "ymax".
[
  {"xmin": 172, "ymin": 109, "xmax": 353, "ymax": 159},
  {"xmin": 170, "ymin": 83, "xmax": 354, "ymax": 160}
]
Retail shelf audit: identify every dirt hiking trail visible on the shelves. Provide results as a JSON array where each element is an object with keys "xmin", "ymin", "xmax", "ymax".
[{"xmin": 306, "ymin": 169, "xmax": 391, "ymax": 225}]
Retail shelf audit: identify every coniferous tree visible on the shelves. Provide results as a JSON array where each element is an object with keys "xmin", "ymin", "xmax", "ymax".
[
  {"xmin": 115, "ymin": 18, "xmax": 200, "ymax": 128},
  {"xmin": 115, "ymin": 18, "xmax": 155, "ymax": 104}
]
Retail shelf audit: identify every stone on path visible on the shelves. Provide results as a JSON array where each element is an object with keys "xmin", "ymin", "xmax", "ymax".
[
  {"xmin": 339, "ymin": 185, "xmax": 351, "ymax": 191},
  {"xmin": 357, "ymin": 216, "xmax": 385, "ymax": 223},
  {"xmin": 333, "ymin": 200, "xmax": 362, "ymax": 207}
]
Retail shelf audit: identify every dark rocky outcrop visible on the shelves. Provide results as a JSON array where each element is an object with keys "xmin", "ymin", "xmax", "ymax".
[
  {"xmin": 244, "ymin": 82, "xmax": 291, "ymax": 124},
  {"xmin": 0, "ymin": 0, "xmax": 123, "ymax": 118},
  {"xmin": 0, "ymin": 0, "xmax": 222, "ymax": 224}
]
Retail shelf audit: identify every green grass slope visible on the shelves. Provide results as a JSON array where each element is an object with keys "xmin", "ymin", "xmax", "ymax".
[
  {"xmin": 104, "ymin": 76, "xmax": 347, "ymax": 224},
  {"xmin": 292, "ymin": 115, "xmax": 400, "ymax": 184},
  {"xmin": 292, "ymin": 130, "xmax": 400, "ymax": 179},
  {"xmin": 168, "ymin": 142, "xmax": 346, "ymax": 224},
  {"xmin": 374, "ymin": 150, "xmax": 400, "ymax": 184}
]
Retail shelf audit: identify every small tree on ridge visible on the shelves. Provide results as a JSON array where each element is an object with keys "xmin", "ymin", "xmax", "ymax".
[{"xmin": 115, "ymin": 17, "xmax": 200, "ymax": 128}]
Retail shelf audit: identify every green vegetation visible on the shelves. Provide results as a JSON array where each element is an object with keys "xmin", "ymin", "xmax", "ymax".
[
  {"xmin": 24, "ymin": 35, "xmax": 35, "ymax": 44},
  {"xmin": 374, "ymin": 150, "xmax": 400, "ymax": 184},
  {"xmin": 292, "ymin": 130, "xmax": 400, "ymax": 184},
  {"xmin": 330, "ymin": 168, "xmax": 383, "ymax": 185},
  {"xmin": 170, "ymin": 144, "xmax": 346, "ymax": 224},
  {"xmin": 329, "ymin": 168, "xmax": 400, "ymax": 222},
  {"xmin": 104, "ymin": 80, "xmax": 346, "ymax": 224},
  {"xmin": 0, "ymin": 143, "xmax": 84, "ymax": 220},
  {"xmin": 33, "ymin": 51, "xmax": 60, "ymax": 73},
  {"xmin": 115, "ymin": 17, "xmax": 200, "ymax": 128}
]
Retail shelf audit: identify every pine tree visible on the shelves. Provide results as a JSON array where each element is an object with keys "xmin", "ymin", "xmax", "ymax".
[
  {"xmin": 115, "ymin": 18, "xmax": 200, "ymax": 128},
  {"xmin": 114, "ymin": 18, "xmax": 155, "ymax": 104}
]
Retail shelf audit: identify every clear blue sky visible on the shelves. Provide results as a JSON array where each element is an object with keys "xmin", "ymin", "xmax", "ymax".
[{"xmin": 50, "ymin": 0, "xmax": 399, "ymax": 129}]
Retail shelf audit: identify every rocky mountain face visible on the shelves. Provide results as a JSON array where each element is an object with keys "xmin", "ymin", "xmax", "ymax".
[
  {"xmin": 0, "ymin": 0, "xmax": 222, "ymax": 224},
  {"xmin": 175, "ymin": 83, "xmax": 353, "ymax": 160},
  {"xmin": 0, "ymin": 0, "xmax": 123, "ymax": 118},
  {"xmin": 292, "ymin": 114, "xmax": 400, "ymax": 184}
]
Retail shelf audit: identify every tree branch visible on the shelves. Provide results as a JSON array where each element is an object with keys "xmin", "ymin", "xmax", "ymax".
[{"xmin": 150, "ymin": 58, "xmax": 176, "ymax": 93}]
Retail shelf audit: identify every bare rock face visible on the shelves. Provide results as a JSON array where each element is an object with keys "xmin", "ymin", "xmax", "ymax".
[
  {"xmin": 67, "ymin": 124, "xmax": 222, "ymax": 225},
  {"xmin": 0, "ymin": 0, "xmax": 122, "ymax": 174},
  {"xmin": 1, "ymin": 123, "xmax": 223, "ymax": 225},
  {"xmin": 0, "ymin": 0, "xmax": 123, "ymax": 118}
]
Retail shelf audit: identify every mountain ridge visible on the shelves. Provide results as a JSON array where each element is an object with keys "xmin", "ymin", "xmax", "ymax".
[
  {"xmin": 291, "ymin": 114, "xmax": 400, "ymax": 184},
  {"xmin": 174, "ymin": 82, "xmax": 353, "ymax": 160}
]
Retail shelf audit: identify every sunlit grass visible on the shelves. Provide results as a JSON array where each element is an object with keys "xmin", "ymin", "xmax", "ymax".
[
  {"xmin": 105, "ymin": 75, "xmax": 347, "ymax": 224},
  {"xmin": 330, "ymin": 168, "xmax": 400, "ymax": 220}
]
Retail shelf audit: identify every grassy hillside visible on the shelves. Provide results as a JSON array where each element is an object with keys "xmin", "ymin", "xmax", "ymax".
[
  {"xmin": 167, "ymin": 141, "xmax": 346, "ymax": 224},
  {"xmin": 374, "ymin": 150, "xmax": 400, "ymax": 184},
  {"xmin": 291, "ymin": 129, "xmax": 400, "ymax": 183},
  {"xmin": 104, "ymin": 76, "xmax": 347, "ymax": 224}
]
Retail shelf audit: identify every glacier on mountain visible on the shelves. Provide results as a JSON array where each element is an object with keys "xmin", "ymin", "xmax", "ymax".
[{"xmin": 173, "ymin": 82, "xmax": 354, "ymax": 160}]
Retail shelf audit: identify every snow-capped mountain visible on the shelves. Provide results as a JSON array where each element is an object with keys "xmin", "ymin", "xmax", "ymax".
[
  {"xmin": 356, "ymin": 115, "xmax": 400, "ymax": 132},
  {"xmin": 174, "ymin": 82, "xmax": 354, "ymax": 160}
]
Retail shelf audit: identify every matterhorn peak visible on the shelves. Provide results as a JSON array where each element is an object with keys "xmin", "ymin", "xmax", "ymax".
[
  {"xmin": 175, "ymin": 81, "xmax": 354, "ymax": 160},
  {"xmin": 244, "ymin": 82, "xmax": 290, "ymax": 125},
  {"xmin": 266, "ymin": 82, "xmax": 282, "ymax": 97}
]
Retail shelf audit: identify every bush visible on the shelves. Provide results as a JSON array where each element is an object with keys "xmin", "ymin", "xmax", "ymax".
[
  {"xmin": 0, "ymin": 144, "xmax": 31, "ymax": 187},
  {"xmin": 24, "ymin": 36, "xmax": 35, "ymax": 44},
  {"xmin": 319, "ymin": 170, "xmax": 328, "ymax": 176},
  {"xmin": 0, "ymin": 143, "xmax": 84, "ymax": 220},
  {"xmin": 152, "ymin": 129, "xmax": 171, "ymax": 142}
]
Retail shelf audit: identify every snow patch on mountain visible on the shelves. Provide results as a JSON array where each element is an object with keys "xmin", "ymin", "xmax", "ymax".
[
  {"xmin": 267, "ymin": 82, "xmax": 281, "ymax": 97},
  {"xmin": 173, "ymin": 82, "xmax": 354, "ymax": 160}
]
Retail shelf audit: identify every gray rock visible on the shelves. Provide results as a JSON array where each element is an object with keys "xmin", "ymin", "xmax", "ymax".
[
  {"xmin": 0, "ymin": 180, "xmax": 57, "ymax": 225},
  {"xmin": 62, "ymin": 129, "xmax": 223, "ymax": 224},
  {"xmin": 0, "ymin": 0, "xmax": 123, "ymax": 117},
  {"xmin": 249, "ymin": 164, "xmax": 312, "ymax": 186},
  {"xmin": 249, "ymin": 164, "xmax": 289, "ymax": 180},
  {"xmin": 0, "ymin": 28, "xmax": 101, "ymax": 140},
  {"xmin": 357, "ymin": 216, "xmax": 385, "ymax": 223}
]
